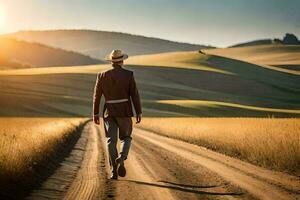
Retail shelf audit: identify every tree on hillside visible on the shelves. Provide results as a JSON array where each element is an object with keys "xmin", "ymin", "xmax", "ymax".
[{"xmin": 282, "ymin": 33, "xmax": 300, "ymax": 45}]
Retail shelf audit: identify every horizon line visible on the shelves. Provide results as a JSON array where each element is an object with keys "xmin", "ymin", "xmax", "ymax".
[
  {"xmin": 1, "ymin": 28, "xmax": 216, "ymax": 48},
  {"xmin": 1, "ymin": 28, "xmax": 298, "ymax": 48}
]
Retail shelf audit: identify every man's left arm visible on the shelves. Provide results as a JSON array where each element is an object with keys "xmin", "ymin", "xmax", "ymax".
[
  {"xmin": 129, "ymin": 72, "xmax": 142, "ymax": 123},
  {"xmin": 93, "ymin": 73, "xmax": 103, "ymax": 124}
]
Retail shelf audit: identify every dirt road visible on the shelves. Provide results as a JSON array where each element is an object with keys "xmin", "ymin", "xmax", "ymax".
[{"xmin": 28, "ymin": 122, "xmax": 300, "ymax": 200}]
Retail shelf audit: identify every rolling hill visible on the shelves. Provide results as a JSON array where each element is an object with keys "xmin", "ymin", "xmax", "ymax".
[
  {"xmin": 0, "ymin": 54, "xmax": 31, "ymax": 69},
  {"xmin": 205, "ymin": 44, "xmax": 300, "ymax": 73},
  {"xmin": 0, "ymin": 37, "xmax": 103, "ymax": 69},
  {"xmin": 6, "ymin": 30, "xmax": 213, "ymax": 60},
  {"xmin": 0, "ymin": 46, "xmax": 299, "ymax": 118},
  {"xmin": 230, "ymin": 39, "xmax": 273, "ymax": 48}
]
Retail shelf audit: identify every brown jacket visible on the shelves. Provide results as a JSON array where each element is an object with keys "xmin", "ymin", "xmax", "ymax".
[{"xmin": 93, "ymin": 65, "xmax": 142, "ymax": 117}]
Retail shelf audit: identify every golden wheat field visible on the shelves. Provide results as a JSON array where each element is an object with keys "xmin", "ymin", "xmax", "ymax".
[
  {"xmin": 136, "ymin": 118, "xmax": 300, "ymax": 175},
  {"xmin": 0, "ymin": 118, "xmax": 86, "ymax": 184}
]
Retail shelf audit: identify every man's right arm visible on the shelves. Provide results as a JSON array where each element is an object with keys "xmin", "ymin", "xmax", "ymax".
[{"xmin": 93, "ymin": 73, "xmax": 103, "ymax": 124}]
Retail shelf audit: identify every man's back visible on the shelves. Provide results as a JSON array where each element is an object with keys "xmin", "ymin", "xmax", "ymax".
[
  {"xmin": 93, "ymin": 65, "xmax": 142, "ymax": 118},
  {"xmin": 101, "ymin": 66, "xmax": 133, "ymax": 101}
]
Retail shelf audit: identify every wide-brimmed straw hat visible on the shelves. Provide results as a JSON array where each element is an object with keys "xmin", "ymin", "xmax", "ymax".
[{"xmin": 105, "ymin": 49, "xmax": 128, "ymax": 62}]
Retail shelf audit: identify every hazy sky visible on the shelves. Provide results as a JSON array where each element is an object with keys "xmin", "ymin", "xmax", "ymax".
[{"xmin": 0, "ymin": 0, "xmax": 299, "ymax": 47}]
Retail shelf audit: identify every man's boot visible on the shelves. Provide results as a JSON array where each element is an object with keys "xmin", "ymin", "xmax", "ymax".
[{"xmin": 116, "ymin": 157, "xmax": 126, "ymax": 177}]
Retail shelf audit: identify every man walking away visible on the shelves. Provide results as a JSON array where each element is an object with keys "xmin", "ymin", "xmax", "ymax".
[{"xmin": 93, "ymin": 49, "xmax": 142, "ymax": 180}]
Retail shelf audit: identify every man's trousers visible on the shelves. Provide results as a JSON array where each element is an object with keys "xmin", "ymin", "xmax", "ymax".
[{"xmin": 103, "ymin": 116, "xmax": 133, "ymax": 173}]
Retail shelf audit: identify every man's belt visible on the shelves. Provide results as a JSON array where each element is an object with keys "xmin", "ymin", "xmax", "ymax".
[{"xmin": 106, "ymin": 98, "xmax": 128, "ymax": 103}]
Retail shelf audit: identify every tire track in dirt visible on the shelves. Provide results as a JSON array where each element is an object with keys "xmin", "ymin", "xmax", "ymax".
[
  {"xmin": 27, "ymin": 123, "xmax": 90, "ymax": 200},
  {"xmin": 133, "ymin": 128, "xmax": 300, "ymax": 200},
  {"xmin": 28, "ymin": 122, "xmax": 109, "ymax": 200},
  {"xmin": 63, "ymin": 122, "xmax": 107, "ymax": 200},
  {"xmin": 117, "ymin": 148, "xmax": 177, "ymax": 200},
  {"xmin": 130, "ymin": 135, "xmax": 248, "ymax": 200}
]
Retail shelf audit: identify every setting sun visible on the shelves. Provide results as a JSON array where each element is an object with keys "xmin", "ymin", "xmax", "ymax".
[{"xmin": 0, "ymin": 4, "xmax": 6, "ymax": 27}]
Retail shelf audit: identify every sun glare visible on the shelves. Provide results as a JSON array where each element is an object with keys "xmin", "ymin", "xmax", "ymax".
[{"xmin": 0, "ymin": 4, "xmax": 6, "ymax": 28}]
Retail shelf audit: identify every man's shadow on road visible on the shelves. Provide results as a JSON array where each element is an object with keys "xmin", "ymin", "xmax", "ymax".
[{"xmin": 119, "ymin": 179, "xmax": 243, "ymax": 196}]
